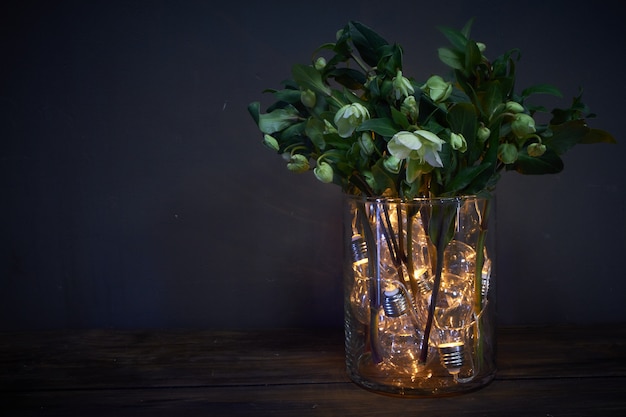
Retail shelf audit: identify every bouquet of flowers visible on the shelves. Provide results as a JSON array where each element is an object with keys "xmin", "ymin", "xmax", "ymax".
[
  {"xmin": 247, "ymin": 21, "xmax": 615, "ymax": 393},
  {"xmin": 248, "ymin": 20, "xmax": 614, "ymax": 199}
]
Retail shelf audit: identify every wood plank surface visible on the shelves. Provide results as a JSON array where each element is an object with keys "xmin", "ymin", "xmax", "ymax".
[{"xmin": 1, "ymin": 325, "xmax": 625, "ymax": 416}]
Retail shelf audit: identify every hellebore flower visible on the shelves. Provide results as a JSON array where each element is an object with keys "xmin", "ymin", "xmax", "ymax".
[
  {"xmin": 400, "ymin": 96, "xmax": 419, "ymax": 121},
  {"xmin": 505, "ymin": 101, "xmax": 525, "ymax": 113},
  {"xmin": 314, "ymin": 160, "xmax": 334, "ymax": 183},
  {"xmin": 450, "ymin": 132, "xmax": 467, "ymax": 152},
  {"xmin": 262, "ymin": 134, "xmax": 279, "ymax": 151},
  {"xmin": 388, "ymin": 130, "xmax": 446, "ymax": 177},
  {"xmin": 527, "ymin": 142, "xmax": 547, "ymax": 157},
  {"xmin": 359, "ymin": 132, "xmax": 375, "ymax": 155},
  {"xmin": 497, "ymin": 143, "xmax": 518, "ymax": 164},
  {"xmin": 421, "ymin": 75, "xmax": 453, "ymax": 103},
  {"xmin": 334, "ymin": 103, "xmax": 370, "ymax": 138},
  {"xmin": 300, "ymin": 89, "xmax": 316, "ymax": 108},
  {"xmin": 314, "ymin": 57, "xmax": 326, "ymax": 71},
  {"xmin": 392, "ymin": 70, "xmax": 415, "ymax": 100},
  {"xmin": 383, "ymin": 155, "xmax": 402, "ymax": 174},
  {"xmin": 511, "ymin": 114, "xmax": 536, "ymax": 139},
  {"xmin": 287, "ymin": 154, "xmax": 310, "ymax": 173},
  {"xmin": 477, "ymin": 125, "xmax": 491, "ymax": 143}
]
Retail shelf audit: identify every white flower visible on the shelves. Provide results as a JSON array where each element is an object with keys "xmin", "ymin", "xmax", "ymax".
[
  {"xmin": 334, "ymin": 103, "xmax": 370, "ymax": 138},
  {"xmin": 388, "ymin": 130, "xmax": 446, "ymax": 168}
]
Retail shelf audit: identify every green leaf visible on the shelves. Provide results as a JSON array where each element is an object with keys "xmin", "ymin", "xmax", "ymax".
[
  {"xmin": 291, "ymin": 64, "xmax": 331, "ymax": 96},
  {"xmin": 460, "ymin": 18, "xmax": 474, "ymax": 39},
  {"xmin": 371, "ymin": 159, "xmax": 397, "ymax": 195},
  {"xmin": 407, "ymin": 158, "xmax": 427, "ymax": 183},
  {"xmin": 544, "ymin": 120, "xmax": 589, "ymax": 155},
  {"xmin": 348, "ymin": 21, "xmax": 389, "ymax": 67},
  {"xmin": 579, "ymin": 128, "xmax": 617, "ymax": 145},
  {"xmin": 357, "ymin": 118, "xmax": 399, "ymax": 137},
  {"xmin": 521, "ymin": 84, "xmax": 563, "ymax": 99},
  {"xmin": 478, "ymin": 81, "xmax": 505, "ymax": 118},
  {"xmin": 513, "ymin": 148, "xmax": 564, "ymax": 174},
  {"xmin": 327, "ymin": 67, "xmax": 367, "ymax": 90},
  {"xmin": 305, "ymin": 118, "xmax": 326, "ymax": 150},
  {"xmin": 437, "ymin": 25, "xmax": 468, "ymax": 51},
  {"xmin": 273, "ymin": 88, "xmax": 303, "ymax": 104},
  {"xmin": 464, "ymin": 40, "xmax": 482, "ymax": 74},
  {"xmin": 390, "ymin": 107, "xmax": 410, "ymax": 129},
  {"xmin": 444, "ymin": 162, "xmax": 492, "ymax": 195},
  {"xmin": 447, "ymin": 103, "xmax": 478, "ymax": 138},
  {"xmin": 257, "ymin": 105, "xmax": 301, "ymax": 134},
  {"xmin": 378, "ymin": 44, "xmax": 403, "ymax": 77},
  {"xmin": 438, "ymin": 47, "xmax": 464, "ymax": 70},
  {"xmin": 279, "ymin": 121, "xmax": 306, "ymax": 142},
  {"xmin": 248, "ymin": 101, "xmax": 260, "ymax": 125}
]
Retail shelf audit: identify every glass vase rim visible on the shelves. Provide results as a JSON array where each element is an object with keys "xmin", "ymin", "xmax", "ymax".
[{"xmin": 343, "ymin": 193, "xmax": 491, "ymax": 204}]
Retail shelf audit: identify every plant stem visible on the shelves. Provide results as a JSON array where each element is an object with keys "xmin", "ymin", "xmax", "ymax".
[
  {"xmin": 472, "ymin": 197, "xmax": 491, "ymax": 371},
  {"xmin": 419, "ymin": 203, "xmax": 455, "ymax": 364},
  {"xmin": 356, "ymin": 201, "xmax": 383, "ymax": 364}
]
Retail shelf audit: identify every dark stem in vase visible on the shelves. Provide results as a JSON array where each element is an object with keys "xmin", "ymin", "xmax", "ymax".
[{"xmin": 418, "ymin": 202, "xmax": 456, "ymax": 365}]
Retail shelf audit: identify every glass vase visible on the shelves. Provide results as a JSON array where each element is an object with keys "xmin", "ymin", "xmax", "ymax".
[{"xmin": 343, "ymin": 194, "xmax": 496, "ymax": 397}]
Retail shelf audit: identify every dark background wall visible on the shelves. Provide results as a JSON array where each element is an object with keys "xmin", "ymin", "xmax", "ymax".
[{"xmin": 1, "ymin": 0, "xmax": 624, "ymax": 330}]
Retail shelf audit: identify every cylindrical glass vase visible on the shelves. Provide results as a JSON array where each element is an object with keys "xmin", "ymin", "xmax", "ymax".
[{"xmin": 344, "ymin": 195, "xmax": 496, "ymax": 397}]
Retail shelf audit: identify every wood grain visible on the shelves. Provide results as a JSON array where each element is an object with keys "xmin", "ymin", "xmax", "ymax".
[{"xmin": 1, "ymin": 325, "xmax": 625, "ymax": 416}]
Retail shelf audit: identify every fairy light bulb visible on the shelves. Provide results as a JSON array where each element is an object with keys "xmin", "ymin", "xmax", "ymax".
[
  {"xmin": 351, "ymin": 234, "xmax": 368, "ymax": 267},
  {"xmin": 349, "ymin": 234, "xmax": 370, "ymax": 324},
  {"xmin": 481, "ymin": 251, "xmax": 492, "ymax": 301},
  {"xmin": 378, "ymin": 285, "xmax": 423, "ymax": 375},
  {"xmin": 443, "ymin": 240, "xmax": 476, "ymax": 279},
  {"xmin": 433, "ymin": 272, "xmax": 474, "ymax": 375}
]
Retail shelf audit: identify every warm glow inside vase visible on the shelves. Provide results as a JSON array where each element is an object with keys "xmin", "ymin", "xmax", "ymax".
[{"xmin": 344, "ymin": 194, "xmax": 496, "ymax": 396}]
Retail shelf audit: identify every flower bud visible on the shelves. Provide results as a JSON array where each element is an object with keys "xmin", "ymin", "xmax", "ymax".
[
  {"xmin": 527, "ymin": 142, "xmax": 547, "ymax": 157},
  {"xmin": 392, "ymin": 70, "xmax": 414, "ymax": 100},
  {"xmin": 287, "ymin": 154, "xmax": 310, "ymax": 173},
  {"xmin": 511, "ymin": 114, "xmax": 536, "ymax": 139},
  {"xmin": 323, "ymin": 119, "xmax": 338, "ymax": 135},
  {"xmin": 383, "ymin": 155, "xmax": 402, "ymax": 174},
  {"xmin": 359, "ymin": 132, "xmax": 375, "ymax": 155},
  {"xmin": 505, "ymin": 101, "xmax": 525, "ymax": 113},
  {"xmin": 421, "ymin": 75, "xmax": 452, "ymax": 102},
  {"xmin": 400, "ymin": 96, "xmax": 419, "ymax": 121},
  {"xmin": 314, "ymin": 57, "xmax": 327, "ymax": 71},
  {"xmin": 476, "ymin": 42, "xmax": 486, "ymax": 53},
  {"xmin": 314, "ymin": 160, "xmax": 333, "ymax": 183},
  {"xmin": 450, "ymin": 132, "xmax": 467, "ymax": 152},
  {"xmin": 497, "ymin": 143, "xmax": 518, "ymax": 164},
  {"xmin": 477, "ymin": 125, "xmax": 491, "ymax": 143},
  {"xmin": 300, "ymin": 89, "xmax": 316, "ymax": 108},
  {"xmin": 263, "ymin": 134, "xmax": 279, "ymax": 151}
]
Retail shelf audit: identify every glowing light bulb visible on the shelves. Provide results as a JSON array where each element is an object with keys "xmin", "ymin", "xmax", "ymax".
[
  {"xmin": 432, "ymin": 272, "xmax": 474, "ymax": 375},
  {"xmin": 443, "ymin": 240, "xmax": 476, "ymax": 279},
  {"xmin": 349, "ymin": 234, "xmax": 370, "ymax": 324},
  {"xmin": 378, "ymin": 286, "xmax": 423, "ymax": 375},
  {"xmin": 481, "ymin": 251, "xmax": 492, "ymax": 302}
]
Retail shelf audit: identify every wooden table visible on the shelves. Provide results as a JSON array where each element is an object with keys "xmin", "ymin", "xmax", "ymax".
[{"xmin": 1, "ymin": 325, "xmax": 625, "ymax": 416}]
